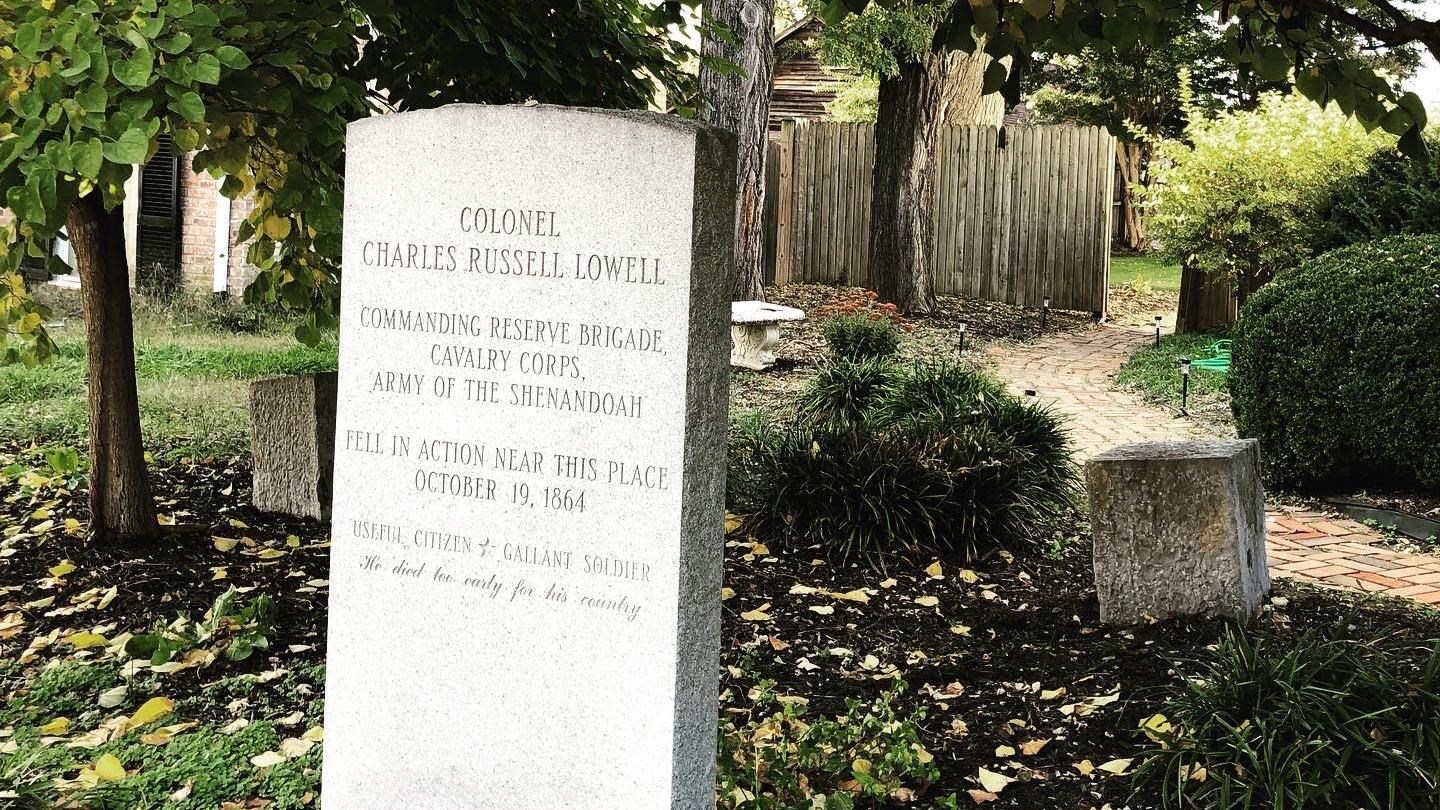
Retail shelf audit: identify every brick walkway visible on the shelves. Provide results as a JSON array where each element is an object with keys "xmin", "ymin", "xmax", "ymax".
[{"xmin": 985, "ymin": 325, "xmax": 1440, "ymax": 606}]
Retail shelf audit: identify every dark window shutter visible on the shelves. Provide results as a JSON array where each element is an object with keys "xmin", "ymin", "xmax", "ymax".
[{"xmin": 136, "ymin": 134, "xmax": 181, "ymax": 291}]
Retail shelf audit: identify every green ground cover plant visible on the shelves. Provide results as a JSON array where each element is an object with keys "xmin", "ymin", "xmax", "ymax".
[{"xmin": 1115, "ymin": 332, "xmax": 1231, "ymax": 418}]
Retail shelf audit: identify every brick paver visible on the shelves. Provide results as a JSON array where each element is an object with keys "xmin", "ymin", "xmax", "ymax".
[{"xmin": 986, "ymin": 325, "xmax": 1440, "ymax": 606}]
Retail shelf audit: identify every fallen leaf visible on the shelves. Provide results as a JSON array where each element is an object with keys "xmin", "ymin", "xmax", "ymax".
[
  {"xmin": 925, "ymin": 561, "xmax": 943, "ymax": 579},
  {"xmin": 97, "ymin": 586, "xmax": 118, "ymax": 610},
  {"xmin": 977, "ymin": 767, "xmax": 1013, "ymax": 794},
  {"xmin": 38, "ymin": 717, "xmax": 70, "ymax": 735},
  {"xmin": 994, "ymin": 745, "xmax": 1016, "ymax": 757},
  {"xmin": 279, "ymin": 736, "xmax": 316, "ymax": 758},
  {"xmin": 914, "ymin": 595, "xmax": 940, "ymax": 608},
  {"xmin": 967, "ymin": 789, "xmax": 1000, "ymax": 804},
  {"xmin": 250, "ymin": 751, "xmax": 286, "ymax": 768},
  {"xmin": 809, "ymin": 605, "xmax": 835, "ymax": 615},
  {"xmin": 48, "ymin": 561, "xmax": 77, "ymax": 578},
  {"xmin": 1099, "ymin": 758, "xmax": 1134, "ymax": 775},
  {"xmin": 739, "ymin": 608, "xmax": 771, "ymax": 622},
  {"xmin": 213, "ymin": 538, "xmax": 240, "ymax": 552},
  {"xmin": 1020, "ymin": 738, "xmax": 1051, "ymax": 756},
  {"xmin": 720, "ymin": 587, "xmax": 735, "ymax": 601},
  {"xmin": 127, "ymin": 697, "xmax": 174, "ymax": 730},
  {"xmin": 98, "ymin": 685, "xmax": 128, "ymax": 708},
  {"xmin": 950, "ymin": 624, "xmax": 972, "ymax": 636},
  {"xmin": 65, "ymin": 631, "xmax": 108, "ymax": 650},
  {"xmin": 93, "ymin": 753, "xmax": 126, "ymax": 781}
]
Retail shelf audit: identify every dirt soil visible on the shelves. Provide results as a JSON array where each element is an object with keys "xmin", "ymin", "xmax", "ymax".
[{"xmin": 6, "ymin": 447, "xmax": 1439, "ymax": 808}]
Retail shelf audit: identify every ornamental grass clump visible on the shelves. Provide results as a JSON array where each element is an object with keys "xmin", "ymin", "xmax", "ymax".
[
  {"xmin": 729, "ymin": 359, "xmax": 1077, "ymax": 562},
  {"xmin": 1137, "ymin": 623, "xmax": 1440, "ymax": 809}
]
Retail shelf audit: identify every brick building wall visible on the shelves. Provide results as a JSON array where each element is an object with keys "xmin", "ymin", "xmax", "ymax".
[{"xmin": 177, "ymin": 156, "xmax": 261, "ymax": 296}]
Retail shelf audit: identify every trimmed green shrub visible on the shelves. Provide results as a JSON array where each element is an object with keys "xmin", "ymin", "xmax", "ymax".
[
  {"xmin": 1138, "ymin": 624, "xmax": 1440, "ymax": 809},
  {"xmin": 729, "ymin": 361, "xmax": 1077, "ymax": 562},
  {"xmin": 823, "ymin": 314, "xmax": 901, "ymax": 361},
  {"xmin": 1309, "ymin": 136, "xmax": 1440, "ymax": 255},
  {"xmin": 1230, "ymin": 235, "xmax": 1440, "ymax": 491}
]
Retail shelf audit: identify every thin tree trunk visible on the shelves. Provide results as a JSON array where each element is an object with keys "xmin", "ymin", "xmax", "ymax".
[
  {"xmin": 700, "ymin": 0, "xmax": 775, "ymax": 301},
  {"xmin": 870, "ymin": 49, "xmax": 1000, "ymax": 315},
  {"xmin": 1115, "ymin": 140, "xmax": 1149, "ymax": 251},
  {"xmin": 67, "ymin": 191, "xmax": 157, "ymax": 541}
]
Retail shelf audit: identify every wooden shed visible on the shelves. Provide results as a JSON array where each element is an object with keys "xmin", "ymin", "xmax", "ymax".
[{"xmin": 769, "ymin": 17, "xmax": 853, "ymax": 130}]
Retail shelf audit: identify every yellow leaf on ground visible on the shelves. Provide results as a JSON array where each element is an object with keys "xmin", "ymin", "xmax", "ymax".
[
  {"xmin": 127, "ymin": 697, "xmax": 173, "ymax": 729},
  {"xmin": 995, "ymin": 745, "xmax": 1016, "ymax": 757},
  {"xmin": 212, "ymin": 567, "xmax": 228, "ymax": 581},
  {"xmin": 967, "ymin": 789, "xmax": 999, "ymax": 804},
  {"xmin": 739, "ymin": 609, "xmax": 771, "ymax": 622},
  {"xmin": 808, "ymin": 605, "xmax": 835, "ymax": 615},
  {"xmin": 914, "ymin": 595, "xmax": 940, "ymax": 608},
  {"xmin": 749, "ymin": 542, "xmax": 769, "ymax": 557},
  {"xmin": 93, "ymin": 753, "xmax": 126, "ymax": 781},
  {"xmin": 879, "ymin": 578, "xmax": 898, "ymax": 589},
  {"xmin": 925, "ymin": 561, "xmax": 943, "ymax": 579},
  {"xmin": 286, "ymin": 534, "xmax": 301, "ymax": 548},
  {"xmin": 213, "ymin": 537, "xmax": 240, "ymax": 552},
  {"xmin": 156, "ymin": 514, "xmax": 176, "ymax": 526},
  {"xmin": 65, "ymin": 632, "xmax": 108, "ymax": 650},
  {"xmin": 832, "ymin": 588, "xmax": 870, "ymax": 603},
  {"xmin": 301, "ymin": 726, "xmax": 324, "ymax": 742},
  {"xmin": 48, "ymin": 561, "xmax": 76, "ymax": 578},
  {"xmin": 950, "ymin": 624, "xmax": 972, "ymax": 636},
  {"xmin": 1039, "ymin": 687, "xmax": 1067, "ymax": 701},
  {"xmin": 723, "ymin": 513, "xmax": 742, "ymax": 533},
  {"xmin": 97, "ymin": 586, "xmax": 118, "ymax": 610},
  {"xmin": 64, "ymin": 518, "xmax": 83, "ymax": 535},
  {"xmin": 719, "ymin": 587, "xmax": 735, "ymax": 600},
  {"xmin": 1074, "ymin": 759, "xmax": 1096, "ymax": 776},
  {"xmin": 789, "ymin": 584, "xmax": 818, "ymax": 595},
  {"xmin": 959, "ymin": 569, "xmax": 980, "ymax": 584},
  {"xmin": 38, "ymin": 717, "xmax": 70, "ymax": 735},
  {"xmin": 228, "ymin": 518, "xmax": 249, "ymax": 529}
]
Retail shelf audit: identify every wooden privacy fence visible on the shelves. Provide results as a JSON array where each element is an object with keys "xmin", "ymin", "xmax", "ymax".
[{"xmin": 764, "ymin": 121, "xmax": 1116, "ymax": 314}]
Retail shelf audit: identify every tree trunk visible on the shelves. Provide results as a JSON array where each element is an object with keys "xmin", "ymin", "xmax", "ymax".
[
  {"xmin": 1175, "ymin": 260, "xmax": 1235, "ymax": 334},
  {"xmin": 1115, "ymin": 140, "xmax": 1149, "ymax": 251},
  {"xmin": 870, "ymin": 49, "xmax": 1000, "ymax": 315},
  {"xmin": 67, "ymin": 191, "xmax": 157, "ymax": 541},
  {"xmin": 700, "ymin": 0, "xmax": 775, "ymax": 302}
]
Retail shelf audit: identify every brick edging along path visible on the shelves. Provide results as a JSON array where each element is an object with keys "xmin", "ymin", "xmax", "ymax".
[{"xmin": 984, "ymin": 325, "xmax": 1440, "ymax": 606}]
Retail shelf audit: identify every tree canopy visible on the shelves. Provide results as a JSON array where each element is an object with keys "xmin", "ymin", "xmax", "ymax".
[{"xmin": 819, "ymin": 0, "xmax": 1433, "ymax": 153}]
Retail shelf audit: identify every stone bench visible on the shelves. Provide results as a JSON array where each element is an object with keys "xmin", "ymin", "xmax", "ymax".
[
  {"xmin": 730, "ymin": 301, "xmax": 805, "ymax": 371},
  {"xmin": 1085, "ymin": 439, "xmax": 1270, "ymax": 625}
]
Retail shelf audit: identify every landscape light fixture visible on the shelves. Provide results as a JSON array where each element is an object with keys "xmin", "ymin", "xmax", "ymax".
[
  {"xmin": 1024, "ymin": 389, "xmax": 1038, "ymax": 401},
  {"xmin": 1041, "ymin": 297, "xmax": 1051, "ymax": 332},
  {"xmin": 958, "ymin": 321, "xmax": 967, "ymax": 354},
  {"xmin": 1180, "ymin": 357, "xmax": 1192, "ymax": 415},
  {"xmin": 1154, "ymin": 315, "xmax": 1163, "ymax": 347}
]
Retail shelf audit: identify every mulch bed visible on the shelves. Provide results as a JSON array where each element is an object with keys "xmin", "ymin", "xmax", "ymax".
[
  {"xmin": 7, "ymin": 446, "xmax": 1440, "ymax": 807},
  {"xmin": 733, "ymin": 284, "xmax": 1096, "ymax": 416}
]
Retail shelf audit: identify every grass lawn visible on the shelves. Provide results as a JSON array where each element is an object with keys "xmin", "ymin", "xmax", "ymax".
[
  {"xmin": 0, "ymin": 291, "xmax": 337, "ymax": 460},
  {"xmin": 1115, "ymin": 331, "xmax": 1233, "ymax": 425},
  {"xmin": 1110, "ymin": 254, "xmax": 1182, "ymax": 293}
]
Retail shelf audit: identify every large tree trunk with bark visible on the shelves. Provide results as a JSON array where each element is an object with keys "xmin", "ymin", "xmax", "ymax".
[
  {"xmin": 1115, "ymin": 140, "xmax": 1150, "ymax": 251},
  {"xmin": 67, "ymin": 191, "xmax": 157, "ymax": 541},
  {"xmin": 870, "ymin": 49, "xmax": 1002, "ymax": 315},
  {"xmin": 700, "ymin": 0, "xmax": 775, "ymax": 302}
]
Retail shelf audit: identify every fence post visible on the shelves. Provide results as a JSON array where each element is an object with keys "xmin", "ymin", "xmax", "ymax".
[{"xmin": 773, "ymin": 120, "xmax": 796, "ymax": 286}]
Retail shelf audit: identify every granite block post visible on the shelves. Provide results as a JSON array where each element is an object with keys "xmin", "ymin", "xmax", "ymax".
[
  {"xmin": 1085, "ymin": 439, "xmax": 1270, "ymax": 625},
  {"xmin": 249, "ymin": 372, "xmax": 336, "ymax": 520}
]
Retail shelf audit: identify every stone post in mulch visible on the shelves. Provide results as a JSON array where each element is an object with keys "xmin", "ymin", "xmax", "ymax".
[
  {"xmin": 249, "ymin": 372, "xmax": 337, "ymax": 520},
  {"xmin": 1085, "ymin": 439, "xmax": 1270, "ymax": 624}
]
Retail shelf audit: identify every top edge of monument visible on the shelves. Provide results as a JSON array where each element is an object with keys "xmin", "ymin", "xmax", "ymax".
[{"xmin": 348, "ymin": 103, "xmax": 725, "ymax": 138}]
